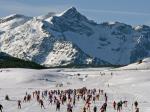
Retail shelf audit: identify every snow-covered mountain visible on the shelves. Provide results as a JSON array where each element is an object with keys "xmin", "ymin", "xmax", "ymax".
[{"xmin": 0, "ymin": 7, "xmax": 150, "ymax": 67}]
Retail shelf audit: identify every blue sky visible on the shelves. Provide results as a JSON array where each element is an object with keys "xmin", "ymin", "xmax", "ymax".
[{"xmin": 0, "ymin": 0, "xmax": 150, "ymax": 26}]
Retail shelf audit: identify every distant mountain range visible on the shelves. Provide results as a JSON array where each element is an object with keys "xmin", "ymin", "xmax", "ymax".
[{"xmin": 0, "ymin": 7, "xmax": 150, "ymax": 67}]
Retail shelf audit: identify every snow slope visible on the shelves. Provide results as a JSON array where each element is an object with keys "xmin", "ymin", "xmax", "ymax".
[
  {"xmin": 118, "ymin": 58, "xmax": 150, "ymax": 70},
  {"xmin": 0, "ymin": 67, "xmax": 150, "ymax": 112},
  {"xmin": 0, "ymin": 14, "xmax": 31, "ymax": 31}
]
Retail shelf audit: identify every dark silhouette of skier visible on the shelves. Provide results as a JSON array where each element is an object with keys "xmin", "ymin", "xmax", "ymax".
[
  {"xmin": 0, "ymin": 104, "xmax": 3, "ymax": 112},
  {"xmin": 56, "ymin": 100, "xmax": 60, "ymax": 111},
  {"xmin": 18, "ymin": 100, "xmax": 21, "ymax": 109},
  {"xmin": 93, "ymin": 106, "xmax": 97, "ymax": 112},
  {"xmin": 5, "ymin": 95, "xmax": 9, "ymax": 101},
  {"xmin": 113, "ymin": 101, "xmax": 116, "ymax": 110},
  {"xmin": 83, "ymin": 107, "xmax": 86, "ymax": 112},
  {"xmin": 134, "ymin": 101, "xmax": 138, "ymax": 108},
  {"xmin": 135, "ymin": 108, "xmax": 139, "ymax": 112},
  {"xmin": 39, "ymin": 99, "xmax": 45, "ymax": 109}
]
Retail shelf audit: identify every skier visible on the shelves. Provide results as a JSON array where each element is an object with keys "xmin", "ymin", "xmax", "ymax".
[
  {"xmin": 27, "ymin": 94, "xmax": 31, "ymax": 102},
  {"xmin": 18, "ymin": 100, "xmax": 21, "ymax": 109},
  {"xmin": 39, "ymin": 99, "xmax": 45, "ymax": 109},
  {"xmin": 83, "ymin": 107, "xmax": 86, "ymax": 112},
  {"xmin": 117, "ymin": 101, "xmax": 122, "ymax": 112},
  {"xmin": 135, "ymin": 108, "xmax": 139, "ymax": 112},
  {"xmin": 117, "ymin": 102, "xmax": 120, "ymax": 112},
  {"xmin": 134, "ymin": 101, "xmax": 138, "ymax": 108},
  {"xmin": 123, "ymin": 100, "xmax": 128, "ymax": 107},
  {"xmin": 103, "ymin": 103, "xmax": 107, "ymax": 112},
  {"xmin": 93, "ymin": 96, "xmax": 96, "ymax": 103},
  {"xmin": 77, "ymin": 95, "xmax": 80, "ymax": 101},
  {"xmin": 138, "ymin": 60, "xmax": 142, "ymax": 64},
  {"xmin": 73, "ymin": 98, "xmax": 76, "ymax": 106},
  {"xmin": 86, "ymin": 101, "xmax": 91, "ymax": 111},
  {"xmin": 96, "ymin": 94, "xmax": 100, "ymax": 100},
  {"xmin": 23, "ymin": 96, "xmax": 27, "ymax": 102},
  {"xmin": 49, "ymin": 98, "xmax": 53, "ymax": 105},
  {"xmin": 93, "ymin": 106, "xmax": 97, "ymax": 112},
  {"xmin": 5, "ymin": 95, "xmax": 9, "ymax": 101},
  {"xmin": 111, "ymin": 72, "xmax": 113, "ymax": 76},
  {"xmin": 56, "ymin": 100, "xmax": 60, "ymax": 111},
  {"xmin": 0, "ymin": 104, "xmax": 3, "ymax": 112},
  {"xmin": 67, "ymin": 103, "xmax": 73, "ymax": 112},
  {"xmin": 113, "ymin": 101, "xmax": 116, "ymax": 110},
  {"xmin": 120, "ymin": 100, "xmax": 123, "ymax": 110},
  {"xmin": 36, "ymin": 94, "xmax": 40, "ymax": 102},
  {"xmin": 100, "ymin": 106, "xmax": 105, "ymax": 112},
  {"xmin": 104, "ymin": 93, "xmax": 107, "ymax": 103},
  {"xmin": 42, "ymin": 92, "xmax": 45, "ymax": 99}
]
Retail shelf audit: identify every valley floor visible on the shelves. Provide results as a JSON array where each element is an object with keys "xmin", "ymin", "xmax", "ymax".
[{"xmin": 0, "ymin": 67, "xmax": 150, "ymax": 112}]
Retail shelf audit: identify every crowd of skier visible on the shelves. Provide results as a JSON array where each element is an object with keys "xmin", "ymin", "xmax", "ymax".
[{"xmin": 0, "ymin": 87, "xmax": 139, "ymax": 112}]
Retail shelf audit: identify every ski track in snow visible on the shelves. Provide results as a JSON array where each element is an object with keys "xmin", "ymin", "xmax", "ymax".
[{"xmin": 0, "ymin": 67, "xmax": 149, "ymax": 112}]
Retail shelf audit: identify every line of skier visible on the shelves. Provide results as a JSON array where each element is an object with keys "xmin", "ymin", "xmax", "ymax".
[{"xmin": 0, "ymin": 87, "xmax": 139, "ymax": 112}]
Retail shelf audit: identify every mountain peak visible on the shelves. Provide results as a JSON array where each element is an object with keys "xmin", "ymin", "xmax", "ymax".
[
  {"xmin": 58, "ymin": 7, "xmax": 87, "ymax": 21},
  {"xmin": 62, "ymin": 7, "xmax": 78, "ymax": 15}
]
